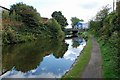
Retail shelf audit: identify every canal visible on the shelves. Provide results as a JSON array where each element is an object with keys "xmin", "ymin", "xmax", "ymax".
[{"xmin": 1, "ymin": 36, "xmax": 86, "ymax": 78}]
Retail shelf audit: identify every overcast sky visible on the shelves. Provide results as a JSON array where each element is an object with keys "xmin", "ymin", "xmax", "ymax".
[{"xmin": 0, "ymin": 0, "xmax": 115, "ymax": 26}]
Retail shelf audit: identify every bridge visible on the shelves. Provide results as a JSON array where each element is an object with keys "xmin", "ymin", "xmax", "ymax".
[
  {"xmin": 65, "ymin": 28, "xmax": 85, "ymax": 36},
  {"xmin": 65, "ymin": 28, "xmax": 85, "ymax": 32}
]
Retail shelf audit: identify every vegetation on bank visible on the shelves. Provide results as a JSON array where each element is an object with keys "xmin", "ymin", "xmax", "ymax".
[
  {"xmin": 62, "ymin": 33, "xmax": 92, "ymax": 79},
  {"xmin": 2, "ymin": 2, "xmax": 68, "ymax": 45},
  {"xmin": 98, "ymin": 39, "xmax": 118, "ymax": 78},
  {"xmin": 89, "ymin": 2, "xmax": 120, "ymax": 78},
  {"xmin": 77, "ymin": 32, "xmax": 89, "ymax": 41}
]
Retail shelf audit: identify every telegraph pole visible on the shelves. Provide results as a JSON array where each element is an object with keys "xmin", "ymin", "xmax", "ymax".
[{"xmin": 113, "ymin": 0, "xmax": 115, "ymax": 11}]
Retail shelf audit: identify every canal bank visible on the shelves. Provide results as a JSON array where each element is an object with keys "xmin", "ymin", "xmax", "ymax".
[
  {"xmin": 62, "ymin": 34, "xmax": 103, "ymax": 79},
  {"xmin": 62, "ymin": 35, "xmax": 92, "ymax": 78}
]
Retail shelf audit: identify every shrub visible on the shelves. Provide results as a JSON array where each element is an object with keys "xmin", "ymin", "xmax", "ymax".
[{"xmin": 78, "ymin": 32, "xmax": 89, "ymax": 41}]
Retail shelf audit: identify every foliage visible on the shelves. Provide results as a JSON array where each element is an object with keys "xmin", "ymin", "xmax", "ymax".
[
  {"xmin": 98, "ymin": 35, "xmax": 119, "ymax": 78},
  {"xmin": 3, "ymin": 26, "xmax": 36, "ymax": 44},
  {"xmin": 45, "ymin": 18, "xmax": 65, "ymax": 40},
  {"xmin": 90, "ymin": 6, "xmax": 110, "ymax": 36},
  {"xmin": 71, "ymin": 17, "xmax": 83, "ymax": 28},
  {"xmin": 89, "ymin": 4, "xmax": 120, "ymax": 78},
  {"xmin": 77, "ymin": 32, "xmax": 89, "ymax": 41},
  {"xmin": 116, "ymin": 1, "xmax": 120, "ymax": 31},
  {"xmin": 2, "ymin": 10, "xmax": 10, "ymax": 20},
  {"xmin": 10, "ymin": 10, "xmax": 17, "ymax": 21},
  {"xmin": 89, "ymin": 20, "xmax": 102, "ymax": 36},
  {"xmin": 2, "ymin": 3, "xmax": 66, "ymax": 44},
  {"xmin": 116, "ymin": 1, "xmax": 120, "ymax": 14},
  {"xmin": 95, "ymin": 5, "xmax": 110, "ymax": 21},
  {"xmin": 10, "ymin": 2, "xmax": 42, "ymax": 27},
  {"xmin": 51, "ymin": 11, "xmax": 68, "ymax": 31}
]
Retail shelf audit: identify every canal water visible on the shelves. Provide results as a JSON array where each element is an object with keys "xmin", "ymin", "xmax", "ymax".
[{"xmin": 0, "ymin": 37, "xmax": 86, "ymax": 78}]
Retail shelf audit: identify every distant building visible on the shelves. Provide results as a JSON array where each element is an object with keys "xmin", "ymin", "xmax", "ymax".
[
  {"xmin": 74, "ymin": 22, "xmax": 88, "ymax": 29},
  {"xmin": 41, "ymin": 17, "xmax": 49, "ymax": 23},
  {"xmin": 74, "ymin": 22, "xmax": 82, "ymax": 29}
]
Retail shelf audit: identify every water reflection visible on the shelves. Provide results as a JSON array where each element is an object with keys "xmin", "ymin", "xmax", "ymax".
[
  {"xmin": 2, "ymin": 38, "xmax": 68, "ymax": 73},
  {"xmin": 1, "ymin": 37, "xmax": 86, "ymax": 78},
  {"xmin": 72, "ymin": 38, "xmax": 83, "ymax": 48},
  {"xmin": 64, "ymin": 38, "xmax": 86, "ymax": 61}
]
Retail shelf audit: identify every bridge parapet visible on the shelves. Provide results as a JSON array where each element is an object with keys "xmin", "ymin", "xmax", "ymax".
[{"xmin": 65, "ymin": 28, "xmax": 84, "ymax": 32}]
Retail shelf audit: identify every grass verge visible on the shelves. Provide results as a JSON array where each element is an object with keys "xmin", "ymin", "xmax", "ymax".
[
  {"xmin": 62, "ymin": 35, "xmax": 92, "ymax": 79},
  {"xmin": 97, "ymin": 40, "xmax": 118, "ymax": 78}
]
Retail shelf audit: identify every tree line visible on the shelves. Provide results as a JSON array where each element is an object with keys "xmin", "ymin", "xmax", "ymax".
[{"xmin": 2, "ymin": 2, "xmax": 68, "ymax": 44}]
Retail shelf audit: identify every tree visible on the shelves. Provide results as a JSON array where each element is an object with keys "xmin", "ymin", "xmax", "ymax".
[
  {"xmin": 51, "ymin": 11, "xmax": 68, "ymax": 31},
  {"xmin": 71, "ymin": 17, "xmax": 83, "ymax": 28},
  {"xmin": 95, "ymin": 6, "xmax": 110, "ymax": 21},
  {"xmin": 116, "ymin": 1, "xmax": 120, "ymax": 76},
  {"xmin": 89, "ymin": 6, "xmax": 110, "ymax": 36},
  {"xmin": 46, "ymin": 18, "xmax": 64, "ymax": 39},
  {"xmin": 10, "ymin": 10, "xmax": 16, "ymax": 21},
  {"xmin": 10, "ymin": 2, "xmax": 42, "ymax": 27},
  {"xmin": 116, "ymin": 0, "xmax": 120, "ymax": 30},
  {"xmin": 2, "ymin": 10, "xmax": 10, "ymax": 20}
]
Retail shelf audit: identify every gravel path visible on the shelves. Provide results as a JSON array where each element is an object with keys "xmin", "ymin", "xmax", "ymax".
[{"xmin": 81, "ymin": 36, "xmax": 102, "ymax": 78}]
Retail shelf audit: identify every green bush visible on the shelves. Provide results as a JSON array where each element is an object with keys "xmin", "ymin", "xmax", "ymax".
[
  {"xmin": 3, "ymin": 26, "xmax": 36, "ymax": 44},
  {"xmin": 2, "ymin": 3, "xmax": 68, "ymax": 45},
  {"xmin": 45, "ymin": 18, "xmax": 65, "ymax": 40},
  {"xmin": 3, "ymin": 26, "xmax": 17, "ymax": 44},
  {"xmin": 10, "ymin": 2, "xmax": 42, "ymax": 27},
  {"xmin": 77, "ymin": 32, "xmax": 89, "ymax": 41}
]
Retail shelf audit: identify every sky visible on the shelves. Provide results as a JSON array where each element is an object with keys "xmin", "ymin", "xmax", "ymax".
[{"xmin": 0, "ymin": 0, "xmax": 115, "ymax": 27}]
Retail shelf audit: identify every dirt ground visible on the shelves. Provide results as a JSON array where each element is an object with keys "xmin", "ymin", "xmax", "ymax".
[{"xmin": 81, "ymin": 36, "xmax": 102, "ymax": 78}]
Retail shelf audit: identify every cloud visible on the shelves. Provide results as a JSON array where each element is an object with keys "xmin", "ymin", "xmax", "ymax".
[
  {"xmin": 0, "ymin": 0, "xmax": 113, "ymax": 25},
  {"xmin": 79, "ymin": 2, "xmax": 99, "ymax": 9},
  {"xmin": 1, "ymin": 70, "xmax": 62, "ymax": 78},
  {"xmin": 0, "ymin": 0, "xmax": 17, "ymax": 8},
  {"xmin": 64, "ymin": 39, "xmax": 86, "ymax": 61}
]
